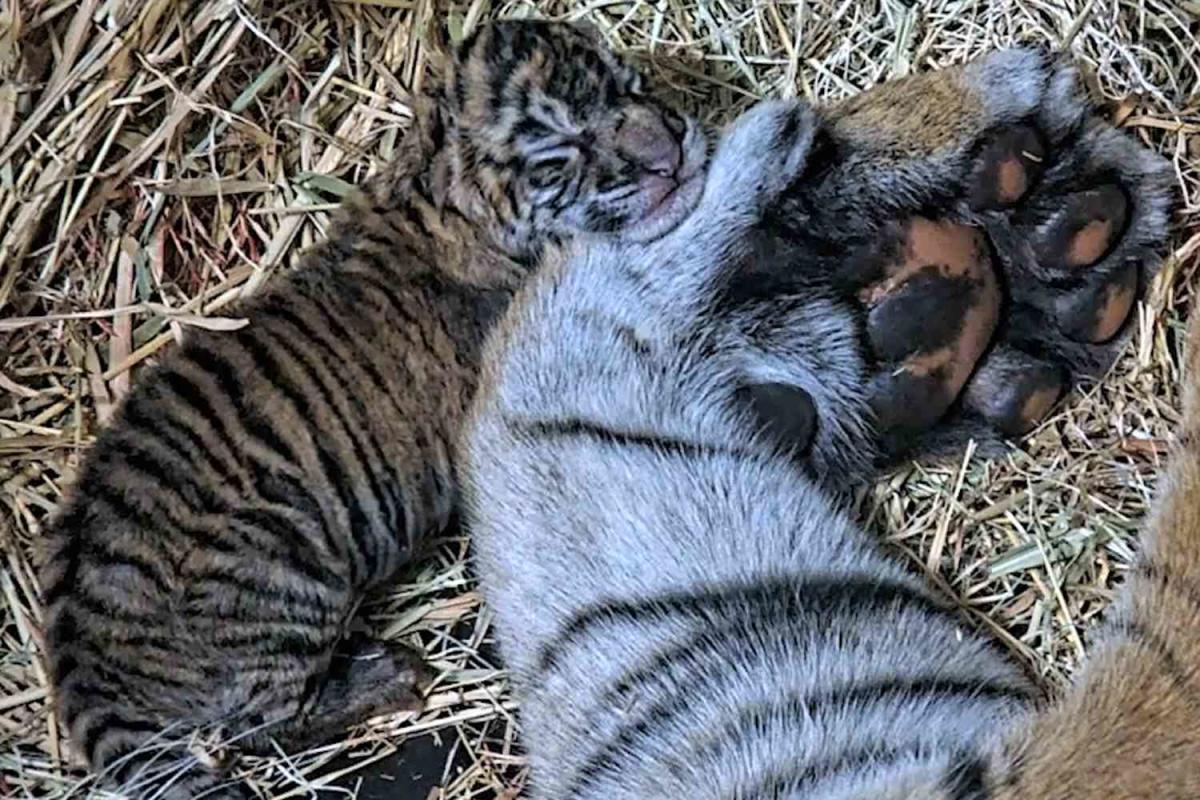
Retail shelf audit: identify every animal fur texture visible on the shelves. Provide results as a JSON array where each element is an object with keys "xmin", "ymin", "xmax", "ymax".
[
  {"xmin": 38, "ymin": 21, "xmax": 705, "ymax": 799},
  {"xmin": 464, "ymin": 46, "xmax": 1178, "ymax": 800}
]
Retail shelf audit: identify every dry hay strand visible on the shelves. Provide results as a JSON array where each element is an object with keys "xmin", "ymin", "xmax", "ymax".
[{"xmin": 1, "ymin": 0, "xmax": 1198, "ymax": 797}]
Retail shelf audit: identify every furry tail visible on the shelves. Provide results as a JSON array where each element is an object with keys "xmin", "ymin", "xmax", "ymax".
[{"xmin": 994, "ymin": 311, "xmax": 1200, "ymax": 799}]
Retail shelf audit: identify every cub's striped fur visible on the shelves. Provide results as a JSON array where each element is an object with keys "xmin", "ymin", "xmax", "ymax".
[
  {"xmin": 463, "ymin": 49, "xmax": 1178, "ymax": 800},
  {"xmin": 39, "ymin": 21, "xmax": 704, "ymax": 799}
]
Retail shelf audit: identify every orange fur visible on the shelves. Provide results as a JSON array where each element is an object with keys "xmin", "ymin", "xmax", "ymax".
[{"xmin": 992, "ymin": 312, "xmax": 1200, "ymax": 799}]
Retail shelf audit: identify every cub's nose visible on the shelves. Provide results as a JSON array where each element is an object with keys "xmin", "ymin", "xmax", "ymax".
[{"xmin": 616, "ymin": 106, "xmax": 682, "ymax": 177}]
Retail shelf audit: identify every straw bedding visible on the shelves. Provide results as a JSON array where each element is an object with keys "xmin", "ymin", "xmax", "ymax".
[{"xmin": 1, "ymin": 1, "xmax": 1197, "ymax": 797}]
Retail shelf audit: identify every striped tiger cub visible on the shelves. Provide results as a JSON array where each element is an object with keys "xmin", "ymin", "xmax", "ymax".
[
  {"xmin": 463, "ymin": 48, "xmax": 1180, "ymax": 799},
  {"xmin": 38, "ymin": 20, "xmax": 706, "ymax": 799}
]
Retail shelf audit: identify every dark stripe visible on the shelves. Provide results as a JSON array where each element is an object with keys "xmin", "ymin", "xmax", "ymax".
[
  {"xmin": 213, "ymin": 625, "xmax": 328, "ymax": 658},
  {"xmin": 87, "ymin": 627, "xmax": 178, "ymax": 650},
  {"xmin": 103, "ymin": 436, "xmax": 225, "ymax": 514},
  {"xmin": 79, "ymin": 536, "xmax": 173, "ymax": 597},
  {"xmin": 245, "ymin": 324, "xmax": 388, "ymax": 514},
  {"xmin": 159, "ymin": 362, "xmax": 340, "ymax": 548},
  {"xmin": 252, "ymin": 465, "xmax": 339, "ymax": 559},
  {"xmin": 427, "ymin": 110, "xmax": 445, "ymax": 151},
  {"xmin": 286, "ymin": 281, "xmax": 450, "ymax": 546},
  {"xmin": 536, "ymin": 575, "xmax": 951, "ymax": 674},
  {"xmin": 63, "ymin": 678, "xmax": 123, "ymax": 706},
  {"xmin": 273, "ymin": 288, "xmax": 429, "ymax": 463},
  {"xmin": 122, "ymin": 388, "xmax": 243, "ymax": 494},
  {"xmin": 484, "ymin": 34, "xmax": 507, "ymax": 113},
  {"xmin": 588, "ymin": 599, "xmax": 984, "ymax": 730},
  {"xmin": 731, "ymin": 742, "xmax": 917, "ymax": 800},
  {"xmin": 40, "ymin": 505, "xmax": 88, "ymax": 608},
  {"xmin": 510, "ymin": 415, "xmax": 735, "ymax": 462},
  {"xmin": 551, "ymin": 174, "xmax": 584, "ymax": 212},
  {"xmin": 259, "ymin": 316, "xmax": 407, "ymax": 540},
  {"xmin": 157, "ymin": 368, "xmax": 244, "ymax": 464},
  {"xmin": 230, "ymin": 509, "xmax": 348, "ymax": 591},
  {"xmin": 50, "ymin": 650, "xmax": 79, "ymax": 683},
  {"xmin": 182, "ymin": 342, "xmax": 301, "ymax": 464},
  {"xmin": 266, "ymin": 297, "xmax": 400, "ymax": 409},
  {"xmin": 88, "ymin": 476, "xmax": 233, "ymax": 558},
  {"xmin": 944, "ymin": 751, "xmax": 991, "ymax": 800},
  {"xmin": 232, "ymin": 331, "xmax": 378, "ymax": 584},
  {"xmin": 501, "ymin": 179, "xmax": 520, "ymax": 221},
  {"xmin": 186, "ymin": 566, "xmax": 332, "ymax": 624},
  {"xmin": 70, "ymin": 589, "xmax": 162, "ymax": 627},
  {"xmin": 91, "ymin": 653, "xmax": 193, "ymax": 693},
  {"xmin": 349, "ymin": 272, "xmax": 441, "ymax": 356},
  {"xmin": 566, "ymin": 676, "xmax": 1024, "ymax": 799},
  {"xmin": 401, "ymin": 200, "xmax": 436, "ymax": 239},
  {"xmin": 318, "ymin": 444, "xmax": 371, "ymax": 586}
]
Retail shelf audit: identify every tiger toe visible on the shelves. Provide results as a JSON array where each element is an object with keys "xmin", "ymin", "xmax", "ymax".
[
  {"xmin": 963, "ymin": 346, "xmax": 1065, "ymax": 436},
  {"xmin": 968, "ymin": 124, "xmax": 1046, "ymax": 210}
]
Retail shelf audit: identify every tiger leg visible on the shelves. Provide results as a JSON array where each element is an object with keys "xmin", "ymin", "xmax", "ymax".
[
  {"xmin": 990, "ymin": 314, "xmax": 1200, "ymax": 799},
  {"xmin": 264, "ymin": 635, "xmax": 429, "ymax": 752}
]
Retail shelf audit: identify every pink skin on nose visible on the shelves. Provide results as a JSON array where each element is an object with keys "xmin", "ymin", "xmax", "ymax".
[{"xmin": 616, "ymin": 107, "xmax": 682, "ymax": 177}]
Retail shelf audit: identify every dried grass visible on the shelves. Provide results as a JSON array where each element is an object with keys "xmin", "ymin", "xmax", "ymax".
[{"xmin": 1, "ymin": 1, "xmax": 1198, "ymax": 798}]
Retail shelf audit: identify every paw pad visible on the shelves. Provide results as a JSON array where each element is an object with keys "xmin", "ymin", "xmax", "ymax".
[
  {"xmin": 854, "ymin": 217, "xmax": 1000, "ymax": 436},
  {"xmin": 969, "ymin": 125, "xmax": 1046, "ymax": 209},
  {"xmin": 738, "ymin": 382, "xmax": 817, "ymax": 456},
  {"xmin": 1055, "ymin": 260, "xmax": 1138, "ymax": 343},
  {"xmin": 1034, "ymin": 184, "xmax": 1129, "ymax": 270},
  {"xmin": 963, "ymin": 347, "xmax": 1065, "ymax": 436}
]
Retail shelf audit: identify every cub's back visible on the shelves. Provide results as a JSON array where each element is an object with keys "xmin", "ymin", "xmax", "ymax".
[{"xmin": 38, "ymin": 249, "xmax": 481, "ymax": 775}]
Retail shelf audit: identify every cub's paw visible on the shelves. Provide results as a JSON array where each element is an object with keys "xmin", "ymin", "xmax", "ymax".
[
  {"xmin": 708, "ymin": 100, "xmax": 822, "ymax": 213},
  {"xmin": 284, "ymin": 635, "xmax": 430, "ymax": 751}
]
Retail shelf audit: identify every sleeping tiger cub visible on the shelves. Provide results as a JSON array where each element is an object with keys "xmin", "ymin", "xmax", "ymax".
[
  {"xmin": 464, "ymin": 46, "xmax": 1180, "ymax": 800},
  {"xmin": 38, "ymin": 21, "xmax": 708, "ymax": 799}
]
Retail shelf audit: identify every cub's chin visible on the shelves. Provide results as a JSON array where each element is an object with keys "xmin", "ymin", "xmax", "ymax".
[{"xmin": 619, "ymin": 171, "xmax": 707, "ymax": 243}]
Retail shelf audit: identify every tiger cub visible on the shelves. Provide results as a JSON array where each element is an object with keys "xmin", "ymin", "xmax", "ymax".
[
  {"xmin": 38, "ymin": 20, "xmax": 705, "ymax": 799},
  {"xmin": 463, "ymin": 47, "xmax": 1176, "ymax": 800}
]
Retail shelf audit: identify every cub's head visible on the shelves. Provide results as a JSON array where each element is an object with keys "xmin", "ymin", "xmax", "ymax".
[{"xmin": 440, "ymin": 20, "xmax": 707, "ymax": 247}]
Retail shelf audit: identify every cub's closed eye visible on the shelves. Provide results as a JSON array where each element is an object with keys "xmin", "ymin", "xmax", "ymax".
[{"xmin": 528, "ymin": 159, "xmax": 569, "ymax": 188}]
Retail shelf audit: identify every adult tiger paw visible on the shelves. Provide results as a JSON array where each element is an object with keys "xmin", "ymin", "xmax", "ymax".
[{"xmin": 776, "ymin": 45, "xmax": 1172, "ymax": 459}]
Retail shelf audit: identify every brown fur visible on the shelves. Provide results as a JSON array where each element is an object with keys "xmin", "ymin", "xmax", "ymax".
[
  {"xmin": 38, "ymin": 20, "xmax": 698, "ymax": 799},
  {"xmin": 988, "ymin": 312, "xmax": 1200, "ymax": 800}
]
